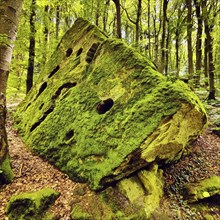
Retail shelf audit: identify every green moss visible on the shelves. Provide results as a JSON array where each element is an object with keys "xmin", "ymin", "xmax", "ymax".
[
  {"xmin": 6, "ymin": 188, "xmax": 60, "ymax": 220},
  {"xmin": 0, "ymin": 154, "xmax": 14, "ymax": 184}
]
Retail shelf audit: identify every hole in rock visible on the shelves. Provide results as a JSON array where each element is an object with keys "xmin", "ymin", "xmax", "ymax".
[
  {"xmin": 39, "ymin": 103, "xmax": 44, "ymax": 110},
  {"xmin": 48, "ymin": 65, "xmax": 60, "ymax": 78},
  {"xmin": 30, "ymin": 106, "xmax": 54, "ymax": 132},
  {"xmin": 36, "ymin": 82, "xmax": 47, "ymax": 99},
  {"xmin": 66, "ymin": 48, "xmax": 73, "ymax": 57},
  {"xmin": 25, "ymin": 103, "xmax": 31, "ymax": 110},
  {"xmin": 65, "ymin": 130, "xmax": 74, "ymax": 141},
  {"xmin": 76, "ymin": 48, "xmax": 83, "ymax": 57},
  {"xmin": 96, "ymin": 98, "xmax": 114, "ymax": 114},
  {"xmin": 52, "ymin": 82, "xmax": 77, "ymax": 100},
  {"xmin": 86, "ymin": 43, "xmax": 100, "ymax": 63}
]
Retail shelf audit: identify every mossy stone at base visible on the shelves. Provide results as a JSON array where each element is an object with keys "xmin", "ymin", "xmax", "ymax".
[
  {"xmin": 6, "ymin": 188, "xmax": 60, "ymax": 220},
  {"xmin": 117, "ymin": 164, "xmax": 164, "ymax": 219},
  {"xmin": 0, "ymin": 154, "xmax": 14, "ymax": 185},
  {"xmin": 183, "ymin": 175, "xmax": 220, "ymax": 203}
]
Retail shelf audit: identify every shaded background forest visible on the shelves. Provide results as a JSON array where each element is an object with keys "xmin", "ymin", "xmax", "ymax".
[{"xmin": 7, "ymin": 0, "xmax": 220, "ymax": 101}]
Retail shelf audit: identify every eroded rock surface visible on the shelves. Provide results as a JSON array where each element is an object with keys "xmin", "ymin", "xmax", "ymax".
[{"xmin": 15, "ymin": 18, "xmax": 207, "ymax": 190}]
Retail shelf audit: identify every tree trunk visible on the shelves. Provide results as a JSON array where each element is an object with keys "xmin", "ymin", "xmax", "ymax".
[
  {"xmin": 26, "ymin": 0, "xmax": 36, "ymax": 94},
  {"xmin": 0, "ymin": 0, "xmax": 22, "ymax": 184},
  {"xmin": 56, "ymin": 5, "xmax": 61, "ymax": 40},
  {"xmin": 147, "ymin": 0, "xmax": 151, "ymax": 58},
  {"xmin": 112, "ymin": 0, "xmax": 122, "ymax": 38},
  {"xmin": 194, "ymin": 0, "xmax": 202, "ymax": 87},
  {"xmin": 103, "ymin": 0, "xmax": 110, "ymax": 32},
  {"xmin": 165, "ymin": 25, "xmax": 170, "ymax": 76},
  {"xmin": 186, "ymin": 0, "xmax": 194, "ymax": 80},
  {"xmin": 95, "ymin": 0, "xmax": 100, "ymax": 27},
  {"xmin": 205, "ymin": 23, "xmax": 215, "ymax": 99},
  {"xmin": 160, "ymin": 0, "xmax": 168, "ymax": 74},
  {"xmin": 202, "ymin": 0, "xmax": 215, "ymax": 99},
  {"xmin": 135, "ymin": 0, "xmax": 142, "ymax": 45}
]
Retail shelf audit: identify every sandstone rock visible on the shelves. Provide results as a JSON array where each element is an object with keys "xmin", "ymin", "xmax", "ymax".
[
  {"xmin": 6, "ymin": 188, "xmax": 60, "ymax": 220},
  {"xmin": 15, "ymin": 18, "xmax": 207, "ymax": 190},
  {"xmin": 117, "ymin": 164, "xmax": 164, "ymax": 219}
]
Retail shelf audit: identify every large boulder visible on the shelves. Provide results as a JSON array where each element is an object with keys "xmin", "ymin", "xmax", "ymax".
[{"xmin": 15, "ymin": 18, "xmax": 207, "ymax": 190}]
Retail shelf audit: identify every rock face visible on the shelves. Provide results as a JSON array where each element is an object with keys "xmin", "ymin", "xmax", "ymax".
[{"xmin": 15, "ymin": 18, "xmax": 207, "ymax": 190}]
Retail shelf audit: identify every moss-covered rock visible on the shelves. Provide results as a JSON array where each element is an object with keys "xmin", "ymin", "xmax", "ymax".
[
  {"xmin": 6, "ymin": 188, "xmax": 60, "ymax": 220},
  {"xmin": 183, "ymin": 175, "xmax": 220, "ymax": 203},
  {"xmin": 14, "ymin": 18, "xmax": 207, "ymax": 190}
]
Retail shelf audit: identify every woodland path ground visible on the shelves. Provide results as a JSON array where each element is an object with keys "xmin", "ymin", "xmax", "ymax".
[
  {"xmin": 0, "ymin": 107, "xmax": 83, "ymax": 219},
  {"xmin": 0, "ymin": 104, "xmax": 220, "ymax": 220}
]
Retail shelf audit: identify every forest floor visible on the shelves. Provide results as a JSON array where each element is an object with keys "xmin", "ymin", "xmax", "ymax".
[{"xmin": 0, "ymin": 101, "xmax": 220, "ymax": 220}]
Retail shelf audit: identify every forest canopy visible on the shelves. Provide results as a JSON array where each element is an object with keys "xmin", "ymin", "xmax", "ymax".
[{"xmin": 7, "ymin": 0, "xmax": 220, "ymax": 101}]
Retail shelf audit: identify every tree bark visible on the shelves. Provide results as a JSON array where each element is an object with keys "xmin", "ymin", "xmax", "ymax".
[
  {"xmin": 0, "ymin": 0, "xmax": 22, "ymax": 184},
  {"xmin": 95, "ymin": 0, "xmax": 100, "ymax": 27},
  {"xmin": 56, "ymin": 5, "xmax": 61, "ymax": 40},
  {"xmin": 202, "ymin": 0, "xmax": 215, "ymax": 99},
  {"xmin": 186, "ymin": 0, "xmax": 194, "ymax": 80},
  {"xmin": 26, "ymin": 0, "xmax": 36, "ymax": 94},
  {"xmin": 112, "ymin": 0, "xmax": 122, "ymax": 38},
  {"xmin": 194, "ymin": 0, "xmax": 202, "ymax": 87},
  {"xmin": 103, "ymin": 0, "xmax": 110, "ymax": 32},
  {"xmin": 147, "ymin": 0, "xmax": 151, "ymax": 58},
  {"xmin": 160, "ymin": 0, "xmax": 168, "ymax": 74}
]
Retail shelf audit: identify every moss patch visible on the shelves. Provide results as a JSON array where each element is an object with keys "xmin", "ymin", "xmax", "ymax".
[
  {"xmin": 0, "ymin": 154, "xmax": 14, "ymax": 185},
  {"xmin": 15, "ymin": 18, "xmax": 207, "ymax": 190},
  {"xmin": 6, "ymin": 188, "xmax": 60, "ymax": 220},
  {"xmin": 183, "ymin": 175, "xmax": 220, "ymax": 202}
]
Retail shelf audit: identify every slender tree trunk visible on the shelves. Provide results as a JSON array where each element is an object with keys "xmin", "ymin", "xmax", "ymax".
[
  {"xmin": 160, "ymin": 0, "xmax": 168, "ymax": 74},
  {"xmin": 56, "ymin": 6, "xmax": 61, "ymax": 40},
  {"xmin": 95, "ymin": 0, "xmax": 100, "ymax": 26},
  {"xmin": 135, "ymin": 0, "xmax": 142, "ymax": 45},
  {"xmin": 152, "ymin": 3, "xmax": 162, "ymax": 66},
  {"xmin": 194, "ymin": 0, "xmax": 202, "ymax": 87},
  {"xmin": 0, "ymin": 0, "xmax": 22, "ymax": 184},
  {"xmin": 165, "ymin": 26, "xmax": 170, "ymax": 75},
  {"xmin": 26, "ymin": 0, "xmax": 36, "ymax": 94},
  {"xmin": 202, "ymin": 0, "xmax": 215, "ymax": 99},
  {"xmin": 175, "ymin": 28, "xmax": 180, "ymax": 77},
  {"xmin": 103, "ymin": 0, "xmax": 110, "ymax": 32},
  {"xmin": 112, "ymin": 0, "xmax": 122, "ymax": 38},
  {"xmin": 205, "ymin": 23, "xmax": 215, "ymax": 99},
  {"xmin": 147, "ymin": 0, "xmax": 151, "ymax": 58},
  {"xmin": 186, "ymin": 0, "xmax": 194, "ymax": 80}
]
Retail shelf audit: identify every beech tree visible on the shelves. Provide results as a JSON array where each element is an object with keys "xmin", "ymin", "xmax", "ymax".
[
  {"xmin": 26, "ymin": 0, "xmax": 36, "ymax": 93},
  {"xmin": 112, "ymin": 0, "xmax": 122, "ymax": 38},
  {"xmin": 0, "ymin": 0, "xmax": 22, "ymax": 184}
]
